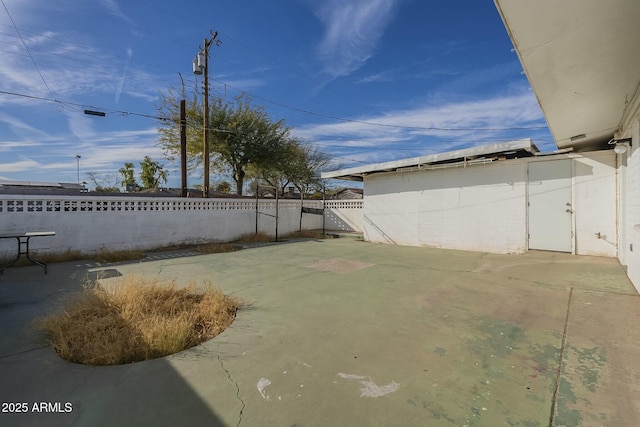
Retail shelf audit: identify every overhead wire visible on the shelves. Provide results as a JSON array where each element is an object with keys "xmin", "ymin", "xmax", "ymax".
[
  {"xmin": 1, "ymin": 0, "xmax": 556, "ymax": 173},
  {"xmin": 0, "ymin": 0, "xmax": 55, "ymax": 99},
  {"xmin": 1, "ymin": 1, "xmax": 550, "ymax": 136}
]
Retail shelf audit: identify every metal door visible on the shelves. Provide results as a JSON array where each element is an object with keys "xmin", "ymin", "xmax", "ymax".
[{"xmin": 528, "ymin": 159, "xmax": 572, "ymax": 252}]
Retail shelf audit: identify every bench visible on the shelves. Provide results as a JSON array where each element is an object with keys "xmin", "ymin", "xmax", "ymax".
[{"xmin": 0, "ymin": 231, "xmax": 56, "ymax": 274}]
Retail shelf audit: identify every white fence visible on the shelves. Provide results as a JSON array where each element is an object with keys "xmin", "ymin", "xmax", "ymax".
[
  {"xmin": 0, "ymin": 195, "xmax": 363, "ymax": 256},
  {"xmin": 324, "ymin": 200, "xmax": 363, "ymax": 232}
]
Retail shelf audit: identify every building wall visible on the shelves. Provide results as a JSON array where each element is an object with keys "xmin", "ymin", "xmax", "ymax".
[
  {"xmin": 573, "ymin": 151, "xmax": 618, "ymax": 257},
  {"xmin": 364, "ymin": 159, "xmax": 528, "ymax": 253},
  {"xmin": 0, "ymin": 197, "xmax": 362, "ymax": 257},
  {"xmin": 363, "ymin": 152, "xmax": 618, "ymax": 256},
  {"xmin": 618, "ymin": 119, "xmax": 640, "ymax": 291}
]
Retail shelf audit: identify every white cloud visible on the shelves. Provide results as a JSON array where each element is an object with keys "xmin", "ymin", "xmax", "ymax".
[
  {"xmin": 98, "ymin": 0, "xmax": 135, "ymax": 26},
  {"xmin": 312, "ymin": 0, "xmax": 402, "ymax": 79},
  {"xmin": 356, "ymin": 71, "xmax": 395, "ymax": 84},
  {"xmin": 0, "ymin": 158, "xmax": 41, "ymax": 173},
  {"xmin": 295, "ymin": 89, "xmax": 551, "ymax": 159},
  {"xmin": 0, "ymin": 28, "xmax": 162, "ymax": 107},
  {"xmin": 115, "ymin": 48, "xmax": 133, "ymax": 104},
  {"xmin": 0, "ymin": 111, "xmax": 53, "ymax": 140}
]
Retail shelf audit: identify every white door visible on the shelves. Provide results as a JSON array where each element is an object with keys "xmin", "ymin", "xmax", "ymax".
[{"xmin": 528, "ymin": 160, "xmax": 572, "ymax": 252}]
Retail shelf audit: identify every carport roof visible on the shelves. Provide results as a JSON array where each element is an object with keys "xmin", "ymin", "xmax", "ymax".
[
  {"xmin": 494, "ymin": 0, "xmax": 640, "ymax": 150},
  {"xmin": 321, "ymin": 139, "xmax": 539, "ymax": 182}
]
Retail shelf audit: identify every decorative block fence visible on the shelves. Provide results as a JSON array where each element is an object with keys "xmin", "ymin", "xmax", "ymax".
[{"xmin": 0, "ymin": 196, "xmax": 362, "ymax": 257}]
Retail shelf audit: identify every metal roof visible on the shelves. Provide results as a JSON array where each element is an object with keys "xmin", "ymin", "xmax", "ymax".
[
  {"xmin": 321, "ymin": 139, "xmax": 539, "ymax": 181},
  {"xmin": 0, "ymin": 180, "xmax": 64, "ymax": 188}
]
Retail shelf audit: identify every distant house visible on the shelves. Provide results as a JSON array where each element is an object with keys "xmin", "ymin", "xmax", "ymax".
[
  {"xmin": 330, "ymin": 188, "xmax": 363, "ymax": 200},
  {"xmin": 0, "ymin": 180, "xmax": 87, "ymax": 195}
]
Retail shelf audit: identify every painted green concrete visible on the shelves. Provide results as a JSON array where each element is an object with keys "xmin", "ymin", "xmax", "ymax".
[{"xmin": 0, "ymin": 239, "xmax": 638, "ymax": 426}]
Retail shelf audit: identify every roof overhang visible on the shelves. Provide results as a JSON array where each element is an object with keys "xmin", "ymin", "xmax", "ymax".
[
  {"xmin": 494, "ymin": 0, "xmax": 640, "ymax": 150},
  {"xmin": 322, "ymin": 139, "xmax": 539, "ymax": 181}
]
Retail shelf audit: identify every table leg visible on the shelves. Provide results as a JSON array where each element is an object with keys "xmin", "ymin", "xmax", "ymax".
[
  {"xmin": 23, "ymin": 237, "xmax": 48, "ymax": 274},
  {"xmin": 0, "ymin": 237, "xmax": 22, "ymax": 274},
  {"xmin": 0, "ymin": 236, "xmax": 48, "ymax": 274}
]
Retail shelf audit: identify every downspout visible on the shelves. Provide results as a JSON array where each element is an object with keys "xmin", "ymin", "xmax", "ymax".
[{"xmin": 615, "ymin": 150, "xmax": 620, "ymax": 259}]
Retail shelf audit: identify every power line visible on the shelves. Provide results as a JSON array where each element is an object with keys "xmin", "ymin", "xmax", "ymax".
[
  {"xmin": 1, "ymin": 3, "xmax": 549, "ymax": 135},
  {"xmin": 208, "ymin": 77, "xmax": 549, "ymax": 133},
  {"xmin": 1, "ymin": 0, "xmax": 55, "ymax": 99}
]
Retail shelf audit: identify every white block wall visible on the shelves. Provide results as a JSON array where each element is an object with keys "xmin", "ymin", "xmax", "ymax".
[
  {"xmin": 618, "ymin": 119, "xmax": 640, "ymax": 291},
  {"xmin": 573, "ymin": 151, "xmax": 618, "ymax": 257},
  {"xmin": 364, "ymin": 159, "xmax": 528, "ymax": 253},
  {"xmin": 324, "ymin": 200, "xmax": 363, "ymax": 232},
  {"xmin": 0, "ymin": 197, "xmax": 362, "ymax": 257},
  {"xmin": 363, "ymin": 152, "xmax": 618, "ymax": 256}
]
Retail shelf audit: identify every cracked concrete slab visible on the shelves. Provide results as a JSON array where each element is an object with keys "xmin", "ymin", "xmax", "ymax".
[{"xmin": 1, "ymin": 239, "xmax": 638, "ymax": 426}]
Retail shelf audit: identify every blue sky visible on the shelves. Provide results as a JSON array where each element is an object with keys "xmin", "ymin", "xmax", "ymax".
[{"xmin": 0, "ymin": 0, "xmax": 553, "ymax": 188}]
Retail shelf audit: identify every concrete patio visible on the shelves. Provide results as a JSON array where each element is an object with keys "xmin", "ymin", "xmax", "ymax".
[{"xmin": 1, "ymin": 237, "xmax": 638, "ymax": 426}]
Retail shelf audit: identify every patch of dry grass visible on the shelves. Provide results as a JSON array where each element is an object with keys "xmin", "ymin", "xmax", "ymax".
[
  {"xmin": 35, "ymin": 275, "xmax": 241, "ymax": 366},
  {"xmin": 195, "ymin": 242, "xmax": 241, "ymax": 254},
  {"xmin": 0, "ymin": 248, "xmax": 145, "ymax": 267},
  {"xmin": 39, "ymin": 249, "xmax": 86, "ymax": 263},
  {"xmin": 94, "ymin": 249, "xmax": 146, "ymax": 263},
  {"xmin": 0, "ymin": 249, "xmax": 86, "ymax": 267},
  {"xmin": 284, "ymin": 230, "xmax": 332, "ymax": 239},
  {"xmin": 236, "ymin": 232, "xmax": 274, "ymax": 243}
]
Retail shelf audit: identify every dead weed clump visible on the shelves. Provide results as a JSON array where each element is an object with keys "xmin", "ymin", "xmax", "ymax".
[
  {"xmin": 36, "ymin": 275, "xmax": 241, "ymax": 366},
  {"xmin": 284, "ymin": 230, "xmax": 332, "ymax": 239},
  {"xmin": 236, "ymin": 232, "xmax": 274, "ymax": 243},
  {"xmin": 94, "ymin": 249, "xmax": 146, "ymax": 263},
  {"xmin": 195, "ymin": 242, "xmax": 241, "ymax": 254}
]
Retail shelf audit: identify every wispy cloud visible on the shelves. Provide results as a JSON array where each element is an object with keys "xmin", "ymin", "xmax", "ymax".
[
  {"xmin": 356, "ymin": 70, "xmax": 395, "ymax": 84},
  {"xmin": 115, "ymin": 48, "xmax": 133, "ymax": 104},
  {"xmin": 295, "ymin": 88, "xmax": 552, "ymax": 166},
  {"xmin": 0, "ymin": 111, "xmax": 52, "ymax": 139},
  {"xmin": 1, "ymin": 126, "xmax": 163, "ymax": 176},
  {"xmin": 0, "ymin": 158, "xmax": 41, "ymax": 173},
  {"xmin": 0, "ymin": 29, "xmax": 162, "ymax": 106},
  {"xmin": 98, "ymin": 0, "xmax": 135, "ymax": 26},
  {"xmin": 312, "ymin": 0, "xmax": 402, "ymax": 79}
]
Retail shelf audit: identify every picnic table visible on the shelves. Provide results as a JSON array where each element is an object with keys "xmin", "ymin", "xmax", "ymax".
[{"xmin": 0, "ymin": 231, "xmax": 56, "ymax": 274}]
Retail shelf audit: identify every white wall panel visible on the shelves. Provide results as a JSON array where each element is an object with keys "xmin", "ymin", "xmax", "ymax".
[
  {"xmin": 619, "ymin": 120, "xmax": 640, "ymax": 291},
  {"xmin": 365, "ymin": 160, "xmax": 528, "ymax": 253},
  {"xmin": 573, "ymin": 151, "xmax": 617, "ymax": 256}
]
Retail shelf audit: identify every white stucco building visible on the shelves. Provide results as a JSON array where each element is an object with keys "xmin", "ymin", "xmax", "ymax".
[{"xmin": 322, "ymin": 0, "xmax": 640, "ymax": 291}]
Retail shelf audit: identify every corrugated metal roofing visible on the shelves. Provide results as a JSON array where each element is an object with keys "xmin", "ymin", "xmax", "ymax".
[{"xmin": 321, "ymin": 139, "xmax": 539, "ymax": 181}]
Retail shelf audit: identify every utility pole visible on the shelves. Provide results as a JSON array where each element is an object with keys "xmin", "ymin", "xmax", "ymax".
[
  {"xmin": 193, "ymin": 31, "xmax": 221, "ymax": 198},
  {"xmin": 180, "ymin": 99, "xmax": 187, "ymax": 197},
  {"xmin": 75, "ymin": 154, "xmax": 81, "ymax": 184}
]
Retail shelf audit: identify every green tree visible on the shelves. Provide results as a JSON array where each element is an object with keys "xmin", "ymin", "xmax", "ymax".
[
  {"xmin": 289, "ymin": 142, "xmax": 332, "ymax": 195},
  {"xmin": 139, "ymin": 156, "xmax": 168, "ymax": 189},
  {"xmin": 119, "ymin": 162, "xmax": 137, "ymax": 190},
  {"xmin": 156, "ymin": 86, "xmax": 205, "ymax": 172},
  {"xmin": 259, "ymin": 140, "xmax": 331, "ymax": 196},
  {"xmin": 156, "ymin": 91, "xmax": 291, "ymax": 195},
  {"xmin": 214, "ymin": 181, "xmax": 231, "ymax": 193}
]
